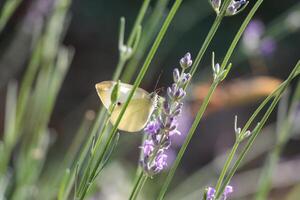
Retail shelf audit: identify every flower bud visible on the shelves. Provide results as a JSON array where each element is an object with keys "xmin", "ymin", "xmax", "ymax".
[
  {"xmin": 211, "ymin": 0, "xmax": 221, "ymax": 13},
  {"xmin": 180, "ymin": 52, "xmax": 193, "ymax": 69},
  {"xmin": 173, "ymin": 68, "xmax": 180, "ymax": 83}
]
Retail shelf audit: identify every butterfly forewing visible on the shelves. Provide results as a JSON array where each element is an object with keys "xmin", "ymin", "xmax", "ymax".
[{"xmin": 95, "ymin": 81, "xmax": 155, "ymax": 132}]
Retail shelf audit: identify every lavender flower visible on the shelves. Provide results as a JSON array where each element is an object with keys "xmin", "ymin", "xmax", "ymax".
[
  {"xmin": 155, "ymin": 152, "xmax": 168, "ymax": 171},
  {"xmin": 205, "ymin": 185, "xmax": 233, "ymax": 200},
  {"xmin": 140, "ymin": 53, "xmax": 192, "ymax": 175},
  {"xmin": 226, "ymin": 0, "xmax": 247, "ymax": 16},
  {"xmin": 210, "ymin": 0, "xmax": 221, "ymax": 13},
  {"xmin": 210, "ymin": 0, "xmax": 247, "ymax": 15},
  {"xmin": 144, "ymin": 120, "xmax": 160, "ymax": 135},
  {"xmin": 180, "ymin": 52, "xmax": 193, "ymax": 69},
  {"xmin": 206, "ymin": 187, "xmax": 216, "ymax": 200},
  {"xmin": 141, "ymin": 140, "xmax": 155, "ymax": 156}
]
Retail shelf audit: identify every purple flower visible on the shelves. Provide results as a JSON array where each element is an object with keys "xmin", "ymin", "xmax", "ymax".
[
  {"xmin": 142, "ymin": 140, "xmax": 155, "ymax": 156},
  {"xmin": 226, "ymin": 0, "xmax": 247, "ymax": 16},
  {"xmin": 155, "ymin": 153, "xmax": 168, "ymax": 171},
  {"xmin": 206, "ymin": 187, "xmax": 216, "ymax": 200},
  {"xmin": 220, "ymin": 185, "xmax": 233, "ymax": 200},
  {"xmin": 173, "ymin": 68, "xmax": 180, "ymax": 82},
  {"xmin": 242, "ymin": 19, "xmax": 265, "ymax": 54},
  {"xmin": 210, "ymin": 0, "xmax": 221, "ymax": 12},
  {"xmin": 205, "ymin": 185, "xmax": 233, "ymax": 200},
  {"xmin": 144, "ymin": 120, "xmax": 160, "ymax": 135},
  {"xmin": 180, "ymin": 52, "xmax": 192, "ymax": 69},
  {"xmin": 242, "ymin": 19, "xmax": 277, "ymax": 57}
]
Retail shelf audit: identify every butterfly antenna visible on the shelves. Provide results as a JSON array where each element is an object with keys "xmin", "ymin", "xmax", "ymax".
[{"xmin": 153, "ymin": 70, "xmax": 163, "ymax": 92}]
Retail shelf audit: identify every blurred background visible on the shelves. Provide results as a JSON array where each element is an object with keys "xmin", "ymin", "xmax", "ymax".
[{"xmin": 0, "ymin": 0, "xmax": 300, "ymax": 199}]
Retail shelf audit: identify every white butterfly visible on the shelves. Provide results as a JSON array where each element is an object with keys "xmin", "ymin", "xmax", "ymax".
[{"xmin": 95, "ymin": 81, "xmax": 158, "ymax": 132}]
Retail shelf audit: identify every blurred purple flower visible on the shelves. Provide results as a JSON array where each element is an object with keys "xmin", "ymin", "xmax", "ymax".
[
  {"xmin": 260, "ymin": 37, "xmax": 277, "ymax": 56},
  {"xmin": 206, "ymin": 187, "xmax": 216, "ymax": 200},
  {"xmin": 243, "ymin": 19, "xmax": 277, "ymax": 56},
  {"xmin": 205, "ymin": 185, "xmax": 233, "ymax": 200},
  {"xmin": 165, "ymin": 149, "xmax": 176, "ymax": 168},
  {"xmin": 242, "ymin": 19, "xmax": 265, "ymax": 54},
  {"xmin": 172, "ymin": 104, "xmax": 193, "ymax": 147},
  {"xmin": 24, "ymin": 0, "xmax": 55, "ymax": 31}
]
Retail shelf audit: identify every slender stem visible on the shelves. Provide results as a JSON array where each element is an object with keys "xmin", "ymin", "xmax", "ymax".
[
  {"xmin": 214, "ymin": 140, "xmax": 239, "ymax": 192},
  {"xmin": 129, "ymin": 172, "xmax": 148, "ymax": 200},
  {"xmin": 127, "ymin": 0, "xmax": 151, "ymax": 46},
  {"xmin": 122, "ymin": 0, "xmax": 170, "ymax": 83},
  {"xmin": 216, "ymin": 60, "xmax": 300, "ymax": 198},
  {"xmin": 112, "ymin": 57, "xmax": 127, "ymax": 81},
  {"xmin": 189, "ymin": 0, "xmax": 232, "ymax": 77},
  {"xmin": 77, "ymin": 112, "xmax": 111, "ymax": 196},
  {"xmin": 0, "ymin": 0, "xmax": 22, "ymax": 33},
  {"xmin": 220, "ymin": 0, "xmax": 264, "ymax": 68},
  {"xmin": 62, "ymin": 109, "xmax": 106, "ymax": 200}
]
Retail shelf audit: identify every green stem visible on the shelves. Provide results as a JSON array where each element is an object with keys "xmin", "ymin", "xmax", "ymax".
[
  {"xmin": 122, "ymin": 0, "xmax": 170, "ymax": 83},
  {"xmin": 129, "ymin": 172, "xmax": 148, "ymax": 200},
  {"xmin": 216, "ymin": 60, "xmax": 300, "ymax": 198},
  {"xmin": 214, "ymin": 140, "xmax": 239, "ymax": 193},
  {"xmin": 112, "ymin": 59, "xmax": 126, "ymax": 81},
  {"xmin": 126, "ymin": 0, "xmax": 151, "ymax": 46},
  {"xmin": 0, "ymin": 0, "xmax": 22, "ymax": 33},
  {"xmin": 61, "ymin": 109, "xmax": 106, "ymax": 200},
  {"xmin": 77, "ymin": 112, "xmax": 111, "ymax": 196},
  {"xmin": 189, "ymin": 0, "xmax": 232, "ymax": 77}
]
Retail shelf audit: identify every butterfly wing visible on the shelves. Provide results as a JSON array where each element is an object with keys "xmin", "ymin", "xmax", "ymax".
[
  {"xmin": 95, "ymin": 81, "xmax": 150, "ymax": 108},
  {"xmin": 110, "ymin": 98, "xmax": 154, "ymax": 132},
  {"xmin": 95, "ymin": 81, "xmax": 154, "ymax": 132}
]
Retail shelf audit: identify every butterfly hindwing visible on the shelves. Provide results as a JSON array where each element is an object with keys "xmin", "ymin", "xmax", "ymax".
[{"xmin": 110, "ymin": 98, "xmax": 154, "ymax": 132}]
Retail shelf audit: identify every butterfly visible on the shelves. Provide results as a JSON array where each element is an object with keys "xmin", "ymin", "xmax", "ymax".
[{"xmin": 95, "ymin": 81, "xmax": 158, "ymax": 132}]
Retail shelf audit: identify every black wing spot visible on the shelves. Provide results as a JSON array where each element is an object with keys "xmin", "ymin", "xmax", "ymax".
[{"xmin": 117, "ymin": 102, "xmax": 122, "ymax": 106}]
